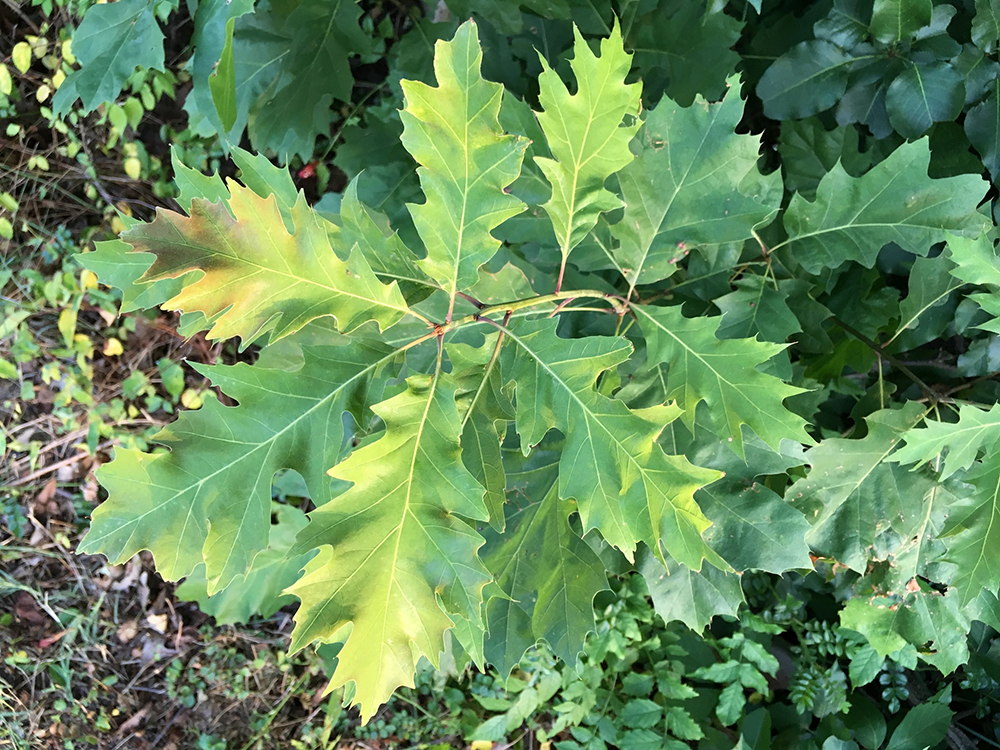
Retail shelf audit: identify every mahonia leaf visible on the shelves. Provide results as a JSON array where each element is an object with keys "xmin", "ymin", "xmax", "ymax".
[
  {"xmin": 483, "ymin": 474, "xmax": 610, "ymax": 677},
  {"xmin": 787, "ymin": 405, "xmax": 926, "ymax": 572},
  {"xmin": 534, "ymin": 22, "xmax": 641, "ymax": 269},
  {"xmin": 126, "ymin": 183, "xmax": 410, "ymax": 347},
  {"xmin": 611, "ymin": 80, "xmax": 780, "ymax": 288},
  {"xmin": 500, "ymin": 318, "xmax": 722, "ymax": 568},
  {"xmin": 400, "ymin": 20, "xmax": 528, "ymax": 318},
  {"xmin": 777, "ymin": 141, "xmax": 990, "ymax": 273},
  {"xmin": 893, "ymin": 403, "xmax": 1000, "ymax": 479},
  {"xmin": 634, "ymin": 304, "xmax": 812, "ymax": 457},
  {"xmin": 287, "ymin": 371, "xmax": 491, "ymax": 720},
  {"xmin": 945, "ymin": 233, "xmax": 1000, "ymax": 333},
  {"xmin": 79, "ymin": 342, "xmax": 395, "ymax": 590},
  {"xmin": 175, "ymin": 503, "xmax": 313, "ymax": 625},
  {"xmin": 639, "ymin": 547, "xmax": 744, "ymax": 632}
]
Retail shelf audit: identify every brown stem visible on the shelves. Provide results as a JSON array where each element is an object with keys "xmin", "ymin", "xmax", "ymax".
[{"xmin": 831, "ymin": 317, "xmax": 940, "ymax": 403}]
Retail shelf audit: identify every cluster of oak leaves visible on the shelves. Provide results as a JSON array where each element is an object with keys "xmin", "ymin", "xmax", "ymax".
[{"xmin": 76, "ymin": 21, "xmax": 1000, "ymax": 720}]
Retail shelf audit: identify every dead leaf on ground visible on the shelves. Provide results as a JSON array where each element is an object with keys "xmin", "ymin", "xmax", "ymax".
[
  {"xmin": 145, "ymin": 612, "xmax": 169, "ymax": 634},
  {"xmin": 116, "ymin": 703, "xmax": 152, "ymax": 734},
  {"xmin": 117, "ymin": 620, "xmax": 139, "ymax": 643},
  {"xmin": 13, "ymin": 591, "xmax": 49, "ymax": 629},
  {"xmin": 31, "ymin": 478, "xmax": 58, "ymax": 518}
]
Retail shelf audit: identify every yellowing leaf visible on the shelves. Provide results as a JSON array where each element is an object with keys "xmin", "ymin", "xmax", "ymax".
[
  {"xmin": 123, "ymin": 156, "xmax": 141, "ymax": 179},
  {"xmin": 126, "ymin": 182, "xmax": 411, "ymax": 347},
  {"xmin": 288, "ymin": 372, "xmax": 490, "ymax": 720},
  {"xmin": 12, "ymin": 42, "xmax": 31, "ymax": 74}
]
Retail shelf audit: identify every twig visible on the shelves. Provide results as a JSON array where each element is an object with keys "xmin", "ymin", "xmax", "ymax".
[
  {"xmin": 831, "ymin": 317, "xmax": 939, "ymax": 403},
  {"xmin": 6, "ymin": 441, "xmax": 111, "ymax": 488}
]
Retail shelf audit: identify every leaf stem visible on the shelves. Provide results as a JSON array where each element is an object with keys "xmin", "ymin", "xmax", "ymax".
[{"xmin": 460, "ymin": 310, "xmax": 511, "ymax": 430}]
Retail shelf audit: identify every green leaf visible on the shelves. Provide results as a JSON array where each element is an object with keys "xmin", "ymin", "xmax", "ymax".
[
  {"xmin": 248, "ymin": 0, "xmax": 372, "ymax": 161},
  {"xmin": 715, "ymin": 682, "xmax": 745, "ymax": 726},
  {"xmin": 450, "ymin": 336, "xmax": 515, "ymax": 531},
  {"xmin": 501, "ymin": 317, "xmax": 722, "ymax": 567},
  {"xmin": 965, "ymin": 78, "xmax": 1000, "ymax": 182},
  {"xmin": 640, "ymin": 547, "xmax": 743, "ymax": 633},
  {"xmin": 534, "ymin": 22, "xmax": 641, "ymax": 266},
  {"xmin": 893, "ymin": 403, "xmax": 1000, "ymax": 479},
  {"xmin": 125, "ymin": 184, "xmax": 410, "ymax": 347},
  {"xmin": 884, "ymin": 702, "xmax": 954, "ymax": 750},
  {"xmin": 619, "ymin": 729, "xmax": 665, "ymax": 750},
  {"xmin": 339, "ymin": 178, "xmax": 432, "ymax": 295},
  {"xmin": 626, "ymin": 1, "xmax": 741, "ymax": 107},
  {"xmin": 180, "ymin": 0, "xmax": 254, "ymax": 139},
  {"xmin": 777, "ymin": 118, "xmax": 868, "ymax": 201},
  {"xmin": 634, "ymin": 304, "xmax": 811, "ymax": 457},
  {"xmin": 945, "ymin": 233, "xmax": 1000, "ymax": 332},
  {"xmin": 175, "ymin": 503, "xmax": 313, "ymax": 625},
  {"xmin": 788, "ymin": 405, "xmax": 926, "ymax": 571},
  {"xmin": 973, "ymin": 0, "xmax": 1000, "ymax": 53},
  {"xmin": 777, "ymin": 140, "xmax": 990, "ymax": 273},
  {"xmin": 757, "ymin": 41, "xmax": 856, "ymax": 121},
  {"xmin": 52, "ymin": 0, "xmax": 164, "ymax": 115},
  {"xmin": 172, "ymin": 146, "xmax": 231, "ymax": 211},
  {"xmin": 888, "ymin": 254, "xmax": 964, "ymax": 350},
  {"xmin": 229, "ymin": 146, "xmax": 299, "ymax": 226},
  {"xmin": 699, "ymin": 479, "xmax": 813, "ymax": 574},
  {"xmin": 209, "ymin": 17, "xmax": 238, "ymax": 132},
  {"xmin": 77, "ymin": 236, "xmax": 184, "ymax": 315},
  {"xmin": 79, "ymin": 342, "xmax": 394, "ymax": 590},
  {"xmin": 815, "ymin": 0, "xmax": 872, "ymax": 50},
  {"xmin": 938, "ymin": 450, "xmax": 1000, "ymax": 605},
  {"xmin": 869, "ymin": 0, "xmax": 932, "ymax": 44},
  {"xmin": 847, "ymin": 644, "xmax": 883, "ymax": 688},
  {"xmin": 287, "ymin": 371, "xmax": 491, "ymax": 721},
  {"xmin": 483, "ymin": 477, "xmax": 610, "ymax": 677},
  {"xmin": 840, "ymin": 587, "xmax": 969, "ymax": 672},
  {"xmin": 714, "ymin": 275, "xmax": 801, "ymax": 344},
  {"xmin": 610, "ymin": 80, "xmax": 780, "ymax": 289},
  {"xmin": 621, "ymin": 699, "xmax": 662, "ymax": 729},
  {"xmin": 400, "ymin": 20, "xmax": 527, "ymax": 318},
  {"xmin": 885, "ymin": 63, "xmax": 965, "ymax": 140}
]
